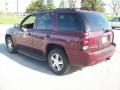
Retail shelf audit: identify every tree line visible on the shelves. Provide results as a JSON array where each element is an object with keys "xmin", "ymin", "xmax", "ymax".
[
  {"xmin": 26, "ymin": 0, "xmax": 120, "ymax": 16},
  {"xmin": 111, "ymin": 0, "xmax": 120, "ymax": 16}
]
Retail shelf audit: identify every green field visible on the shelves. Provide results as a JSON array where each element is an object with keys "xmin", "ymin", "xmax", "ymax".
[
  {"xmin": 0, "ymin": 15, "xmax": 24, "ymax": 24},
  {"xmin": 105, "ymin": 16, "xmax": 117, "ymax": 21}
]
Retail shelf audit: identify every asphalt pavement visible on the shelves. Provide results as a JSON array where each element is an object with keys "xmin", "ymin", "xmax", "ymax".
[{"xmin": 0, "ymin": 25, "xmax": 120, "ymax": 90}]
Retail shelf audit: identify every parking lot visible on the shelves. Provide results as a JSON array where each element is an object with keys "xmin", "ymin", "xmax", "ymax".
[{"xmin": 0, "ymin": 25, "xmax": 120, "ymax": 90}]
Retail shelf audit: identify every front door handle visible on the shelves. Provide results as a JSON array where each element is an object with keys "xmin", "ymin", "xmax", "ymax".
[{"xmin": 25, "ymin": 32, "xmax": 31, "ymax": 35}]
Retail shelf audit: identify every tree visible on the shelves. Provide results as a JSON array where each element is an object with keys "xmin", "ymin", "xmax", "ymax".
[
  {"xmin": 46, "ymin": 0, "xmax": 55, "ymax": 10},
  {"xmin": 68, "ymin": 0, "xmax": 76, "ymax": 8},
  {"xmin": 81, "ymin": 0, "xmax": 84, "ymax": 3},
  {"xmin": 59, "ymin": 0, "xmax": 65, "ymax": 8},
  {"xmin": 118, "ymin": 1, "xmax": 120, "ymax": 16},
  {"xmin": 26, "ymin": 0, "xmax": 47, "ymax": 13},
  {"xmin": 81, "ymin": 0, "xmax": 105, "ymax": 12},
  {"xmin": 111, "ymin": 0, "xmax": 120, "ymax": 16}
]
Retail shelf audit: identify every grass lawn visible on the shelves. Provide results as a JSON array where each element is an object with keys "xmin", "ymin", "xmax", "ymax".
[
  {"xmin": 106, "ymin": 16, "xmax": 117, "ymax": 21},
  {"xmin": 0, "ymin": 15, "xmax": 24, "ymax": 24}
]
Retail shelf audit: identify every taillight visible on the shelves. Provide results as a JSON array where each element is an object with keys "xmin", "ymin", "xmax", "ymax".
[
  {"xmin": 81, "ymin": 33, "xmax": 90, "ymax": 50},
  {"xmin": 107, "ymin": 31, "xmax": 113, "ymax": 43},
  {"xmin": 80, "ymin": 32, "xmax": 99, "ymax": 50},
  {"xmin": 82, "ymin": 37, "xmax": 90, "ymax": 50},
  {"xmin": 111, "ymin": 31, "xmax": 114, "ymax": 42}
]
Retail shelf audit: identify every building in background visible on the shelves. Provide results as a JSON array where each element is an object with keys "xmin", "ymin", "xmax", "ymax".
[{"xmin": 0, "ymin": 0, "xmax": 32, "ymax": 15}]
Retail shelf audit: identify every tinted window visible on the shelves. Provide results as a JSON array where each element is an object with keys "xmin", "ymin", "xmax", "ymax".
[
  {"xmin": 81, "ymin": 12, "xmax": 111, "ymax": 32},
  {"xmin": 36, "ymin": 14, "xmax": 52, "ymax": 30},
  {"xmin": 111, "ymin": 18, "xmax": 118, "ymax": 22},
  {"xmin": 57, "ymin": 13, "xmax": 83, "ymax": 32},
  {"xmin": 118, "ymin": 18, "xmax": 120, "ymax": 22}
]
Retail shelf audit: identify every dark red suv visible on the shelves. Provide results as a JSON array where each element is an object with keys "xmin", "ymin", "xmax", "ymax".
[{"xmin": 5, "ymin": 8, "xmax": 116, "ymax": 75}]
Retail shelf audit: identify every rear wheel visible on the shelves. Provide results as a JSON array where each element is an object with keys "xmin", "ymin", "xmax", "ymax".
[
  {"xmin": 105, "ymin": 56, "xmax": 111, "ymax": 62},
  {"xmin": 48, "ymin": 48, "xmax": 70, "ymax": 75},
  {"xmin": 6, "ymin": 37, "xmax": 16, "ymax": 53},
  {"xmin": 112, "ymin": 27, "xmax": 115, "ymax": 29}
]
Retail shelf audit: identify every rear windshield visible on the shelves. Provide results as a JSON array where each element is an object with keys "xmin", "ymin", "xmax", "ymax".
[{"xmin": 80, "ymin": 12, "xmax": 111, "ymax": 32}]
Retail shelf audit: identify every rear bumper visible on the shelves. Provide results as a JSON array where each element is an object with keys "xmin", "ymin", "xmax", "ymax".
[
  {"xmin": 66, "ymin": 43, "xmax": 116, "ymax": 66},
  {"xmin": 84, "ymin": 43, "xmax": 116, "ymax": 65}
]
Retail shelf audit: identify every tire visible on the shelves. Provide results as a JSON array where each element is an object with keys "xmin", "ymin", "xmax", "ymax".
[
  {"xmin": 112, "ymin": 27, "xmax": 115, "ymax": 29},
  {"xmin": 48, "ymin": 48, "xmax": 71, "ymax": 75},
  {"xmin": 6, "ymin": 37, "xmax": 16, "ymax": 53},
  {"xmin": 105, "ymin": 56, "xmax": 111, "ymax": 61}
]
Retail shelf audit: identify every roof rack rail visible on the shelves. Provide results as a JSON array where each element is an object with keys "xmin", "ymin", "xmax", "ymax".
[
  {"xmin": 55, "ymin": 8, "xmax": 82, "ymax": 11},
  {"xmin": 56, "ymin": 8, "xmax": 78, "ymax": 10}
]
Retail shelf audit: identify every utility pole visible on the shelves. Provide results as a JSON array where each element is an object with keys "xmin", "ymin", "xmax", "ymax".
[
  {"xmin": 5, "ymin": 1, "xmax": 8, "ymax": 15},
  {"xmin": 17, "ymin": 0, "xmax": 18, "ymax": 15}
]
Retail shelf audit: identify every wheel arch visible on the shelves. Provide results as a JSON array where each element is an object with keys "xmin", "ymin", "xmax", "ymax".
[
  {"xmin": 5, "ymin": 34, "xmax": 12, "ymax": 42},
  {"xmin": 46, "ymin": 44, "xmax": 68, "ymax": 61},
  {"xmin": 5, "ymin": 34, "xmax": 16, "ymax": 47}
]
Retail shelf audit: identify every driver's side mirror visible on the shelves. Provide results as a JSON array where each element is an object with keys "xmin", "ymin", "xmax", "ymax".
[
  {"xmin": 14, "ymin": 24, "xmax": 27, "ymax": 32},
  {"xmin": 20, "ymin": 24, "xmax": 28, "ymax": 32},
  {"xmin": 14, "ymin": 24, "xmax": 20, "ymax": 28},
  {"xmin": 21, "ymin": 27, "xmax": 27, "ymax": 32}
]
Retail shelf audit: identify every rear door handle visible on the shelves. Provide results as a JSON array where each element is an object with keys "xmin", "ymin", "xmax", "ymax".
[
  {"xmin": 46, "ymin": 35, "xmax": 54, "ymax": 38},
  {"xmin": 104, "ymin": 30, "xmax": 109, "ymax": 33},
  {"xmin": 46, "ymin": 35, "xmax": 50, "ymax": 37},
  {"xmin": 27, "ymin": 33, "xmax": 31, "ymax": 35}
]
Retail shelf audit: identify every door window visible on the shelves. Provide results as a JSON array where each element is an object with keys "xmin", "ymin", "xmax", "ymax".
[
  {"xmin": 36, "ymin": 14, "xmax": 52, "ymax": 30},
  {"xmin": 21, "ymin": 15, "xmax": 36, "ymax": 29}
]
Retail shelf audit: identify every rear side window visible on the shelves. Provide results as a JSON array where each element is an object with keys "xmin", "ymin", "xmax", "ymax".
[
  {"xmin": 57, "ymin": 13, "xmax": 83, "ymax": 32},
  {"xmin": 81, "ymin": 12, "xmax": 111, "ymax": 32},
  {"xmin": 111, "ymin": 18, "xmax": 118, "ymax": 22}
]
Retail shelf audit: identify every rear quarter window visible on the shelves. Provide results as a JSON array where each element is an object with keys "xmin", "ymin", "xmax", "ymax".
[
  {"xmin": 111, "ymin": 18, "xmax": 118, "ymax": 22},
  {"xmin": 80, "ymin": 12, "xmax": 111, "ymax": 32},
  {"xmin": 57, "ymin": 13, "xmax": 83, "ymax": 32}
]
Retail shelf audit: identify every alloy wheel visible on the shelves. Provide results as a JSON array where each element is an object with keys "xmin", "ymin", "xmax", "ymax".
[{"xmin": 50, "ymin": 53, "xmax": 64, "ymax": 71}]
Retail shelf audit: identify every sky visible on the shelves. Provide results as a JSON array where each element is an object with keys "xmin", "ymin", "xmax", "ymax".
[{"xmin": 0, "ymin": 0, "xmax": 112, "ymax": 14}]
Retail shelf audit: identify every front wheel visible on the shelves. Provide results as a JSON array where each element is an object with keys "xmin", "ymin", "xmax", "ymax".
[
  {"xmin": 48, "ymin": 48, "xmax": 70, "ymax": 75},
  {"xmin": 6, "ymin": 37, "xmax": 16, "ymax": 53}
]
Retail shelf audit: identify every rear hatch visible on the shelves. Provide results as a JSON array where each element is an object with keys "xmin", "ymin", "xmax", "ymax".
[{"xmin": 80, "ymin": 12, "xmax": 114, "ymax": 51}]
